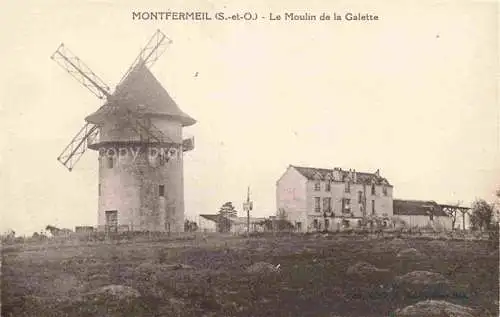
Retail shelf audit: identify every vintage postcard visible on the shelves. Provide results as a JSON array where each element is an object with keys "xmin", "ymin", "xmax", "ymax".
[{"xmin": 1, "ymin": 0, "xmax": 498, "ymax": 316}]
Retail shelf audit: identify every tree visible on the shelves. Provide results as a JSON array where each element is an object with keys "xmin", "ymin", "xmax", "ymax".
[
  {"xmin": 217, "ymin": 202, "xmax": 236, "ymax": 233},
  {"xmin": 443, "ymin": 201, "xmax": 462, "ymax": 229},
  {"xmin": 470, "ymin": 199, "xmax": 495, "ymax": 231},
  {"xmin": 45, "ymin": 225, "xmax": 72, "ymax": 237},
  {"xmin": 184, "ymin": 220, "xmax": 198, "ymax": 232},
  {"xmin": 218, "ymin": 202, "xmax": 237, "ymax": 217},
  {"xmin": 1, "ymin": 229, "xmax": 16, "ymax": 242},
  {"xmin": 45, "ymin": 225, "xmax": 60, "ymax": 236}
]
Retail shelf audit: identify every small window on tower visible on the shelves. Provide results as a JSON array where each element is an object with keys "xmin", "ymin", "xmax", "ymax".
[
  {"xmin": 159, "ymin": 151, "xmax": 166, "ymax": 165},
  {"xmin": 159, "ymin": 185, "xmax": 165, "ymax": 197},
  {"xmin": 107, "ymin": 156, "xmax": 113, "ymax": 169}
]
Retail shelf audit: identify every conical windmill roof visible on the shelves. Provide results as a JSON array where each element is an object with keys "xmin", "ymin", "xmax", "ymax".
[{"xmin": 86, "ymin": 63, "xmax": 196, "ymax": 127}]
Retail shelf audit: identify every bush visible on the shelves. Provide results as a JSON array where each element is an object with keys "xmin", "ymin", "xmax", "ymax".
[{"xmin": 487, "ymin": 223, "xmax": 499, "ymax": 250}]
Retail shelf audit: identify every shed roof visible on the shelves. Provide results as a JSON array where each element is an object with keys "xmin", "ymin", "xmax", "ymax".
[{"xmin": 393, "ymin": 199, "xmax": 448, "ymax": 217}]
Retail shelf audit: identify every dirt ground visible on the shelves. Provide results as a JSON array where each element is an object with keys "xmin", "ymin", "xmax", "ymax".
[{"xmin": 1, "ymin": 233, "xmax": 498, "ymax": 316}]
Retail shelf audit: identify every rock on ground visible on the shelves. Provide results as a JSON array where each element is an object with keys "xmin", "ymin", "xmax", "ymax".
[
  {"xmin": 377, "ymin": 238, "xmax": 410, "ymax": 252},
  {"xmin": 346, "ymin": 261, "xmax": 394, "ymax": 285},
  {"xmin": 346, "ymin": 261, "xmax": 389, "ymax": 276},
  {"xmin": 246, "ymin": 261, "xmax": 280, "ymax": 274},
  {"xmin": 394, "ymin": 271, "xmax": 452, "ymax": 297},
  {"xmin": 85, "ymin": 284, "xmax": 141, "ymax": 301},
  {"xmin": 389, "ymin": 238, "xmax": 408, "ymax": 246},
  {"xmin": 397, "ymin": 248, "xmax": 423, "ymax": 258},
  {"xmin": 136, "ymin": 261, "xmax": 195, "ymax": 272},
  {"xmin": 394, "ymin": 300, "xmax": 476, "ymax": 317}
]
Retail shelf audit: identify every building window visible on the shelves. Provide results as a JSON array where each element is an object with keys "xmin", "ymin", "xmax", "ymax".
[
  {"xmin": 313, "ymin": 219, "xmax": 319, "ymax": 229},
  {"xmin": 371, "ymin": 200, "xmax": 375, "ymax": 215},
  {"xmin": 371, "ymin": 184, "xmax": 376, "ymax": 195},
  {"xmin": 159, "ymin": 151, "xmax": 166, "ymax": 165},
  {"xmin": 358, "ymin": 191, "xmax": 363, "ymax": 203},
  {"xmin": 342, "ymin": 198, "xmax": 351, "ymax": 213},
  {"xmin": 105, "ymin": 210, "xmax": 118, "ymax": 233},
  {"xmin": 159, "ymin": 184, "xmax": 165, "ymax": 197},
  {"xmin": 383, "ymin": 186, "xmax": 388, "ymax": 196},
  {"xmin": 345, "ymin": 182, "xmax": 351, "ymax": 193},
  {"xmin": 107, "ymin": 156, "xmax": 114, "ymax": 169},
  {"xmin": 314, "ymin": 197, "xmax": 321, "ymax": 212},
  {"xmin": 314, "ymin": 182, "xmax": 321, "ymax": 191},
  {"xmin": 98, "ymin": 184, "xmax": 101, "ymax": 196},
  {"xmin": 429, "ymin": 212, "xmax": 434, "ymax": 221},
  {"xmin": 325, "ymin": 218, "xmax": 330, "ymax": 230},
  {"xmin": 323, "ymin": 197, "xmax": 331, "ymax": 212},
  {"xmin": 296, "ymin": 222, "xmax": 302, "ymax": 231},
  {"xmin": 325, "ymin": 182, "xmax": 331, "ymax": 192}
]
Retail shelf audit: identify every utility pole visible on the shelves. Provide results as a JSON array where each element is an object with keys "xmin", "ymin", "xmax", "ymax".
[{"xmin": 244, "ymin": 186, "xmax": 253, "ymax": 238}]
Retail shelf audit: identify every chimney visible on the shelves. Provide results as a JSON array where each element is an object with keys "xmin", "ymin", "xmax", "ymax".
[
  {"xmin": 375, "ymin": 169, "xmax": 380, "ymax": 177},
  {"xmin": 353, "ymin": 169, "xmax": 357, "ymax": 183}
]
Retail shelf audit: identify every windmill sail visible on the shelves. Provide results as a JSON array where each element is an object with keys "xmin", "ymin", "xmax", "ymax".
[
  {"xmin": 57, "ymin": 123, "xmax": 99, "ymax": 171},
  {"xmin": 52, "ymin": 30, "xmax": 183, "ymax": 172},
  {"xmin": 118, "ymin": 29, "xmax": 171, "ymax": 86},
  {"xmin": 51, "ymin": 44, "xmax": 110, "ymax": 100}
]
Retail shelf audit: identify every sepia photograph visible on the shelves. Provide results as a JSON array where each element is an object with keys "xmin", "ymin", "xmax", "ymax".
[{"xmin": 1, "ymin": 0, "xmax": 499, "ymax": 316}]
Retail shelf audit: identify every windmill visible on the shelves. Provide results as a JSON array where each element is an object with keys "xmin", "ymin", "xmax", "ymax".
[{"xmin": 51, "ymin": 30, "xmax": 196, "ymax": 232}]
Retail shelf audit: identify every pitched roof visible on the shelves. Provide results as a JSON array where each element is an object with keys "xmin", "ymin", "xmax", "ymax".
[
  {"xmin": 199, "ymin": 214, "xmax": 224, "ymax": 222},
  {"xmin": 393, "ymin": 199, "xmax": 448, "ymax": 217},
  {"xmin": 291, "ymin": 165, "xmax": 392, "ymax": 186},
  {"xmin": 199, "ymin": 214, "xmax": 265, "ymax": 224},
  {"xmin": 229, "ymin": 217, "xmax": 266, "ymax": 225},
  {"xmin": 86, "ymin": 63, "xmax": 196, "ymax": 127}
]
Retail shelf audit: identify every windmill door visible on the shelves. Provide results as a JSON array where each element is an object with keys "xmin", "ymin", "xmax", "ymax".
[{"xmin": 105, "ymin": 210, "xmax": 118, "ymax": 233}]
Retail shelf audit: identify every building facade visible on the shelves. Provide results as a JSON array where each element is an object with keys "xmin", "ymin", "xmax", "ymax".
[{"xmin": 276, "ymin": 165, "xmax": 394, "ymax": 232}]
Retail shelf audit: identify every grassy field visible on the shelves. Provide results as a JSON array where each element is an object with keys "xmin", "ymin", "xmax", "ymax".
[{"xmin": 2, "ymin": 233, "xmax": 498, "ymax": 316}]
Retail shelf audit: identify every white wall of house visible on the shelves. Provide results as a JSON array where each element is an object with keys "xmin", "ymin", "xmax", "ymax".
[
  {"xmin": 276, "ymin": 166, "xmax": 308, "ymax": 231},
  {"xmin": 397, "ymin": 215, "xmax": 453, "ymax": 230},
  {"xmin": 276, "ymin": 166, "xmax": 394, "ymax": 232},
  {"xmin": 198, "ymin": 217, "xmax": 216, "ymax": 232},
  {"xmin": 230, "ymin": 222, "xmax": 265, "ymax": 234},
  {"xmin": 455, "ymin": 212, "xmax": 471, "ymax": 230},
  {"xmin": 306, "ymin": 181, "xmax": 393, "ymax": 218}
]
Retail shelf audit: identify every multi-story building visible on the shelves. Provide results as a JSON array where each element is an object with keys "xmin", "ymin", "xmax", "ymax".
[{"xmin": 276, "ymin": 165, "xmax": 393, "ymax": 232}]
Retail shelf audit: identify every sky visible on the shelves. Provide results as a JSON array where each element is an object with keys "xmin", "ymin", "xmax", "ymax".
[{"xmin": 1, "ymin": 0, "xmax": 498, "ymax": 235}]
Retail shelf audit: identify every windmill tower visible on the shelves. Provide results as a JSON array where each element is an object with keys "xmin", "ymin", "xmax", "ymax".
[{"xmin": 51, "ymin": 30, "xmax": 196, "ymax": 233}]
